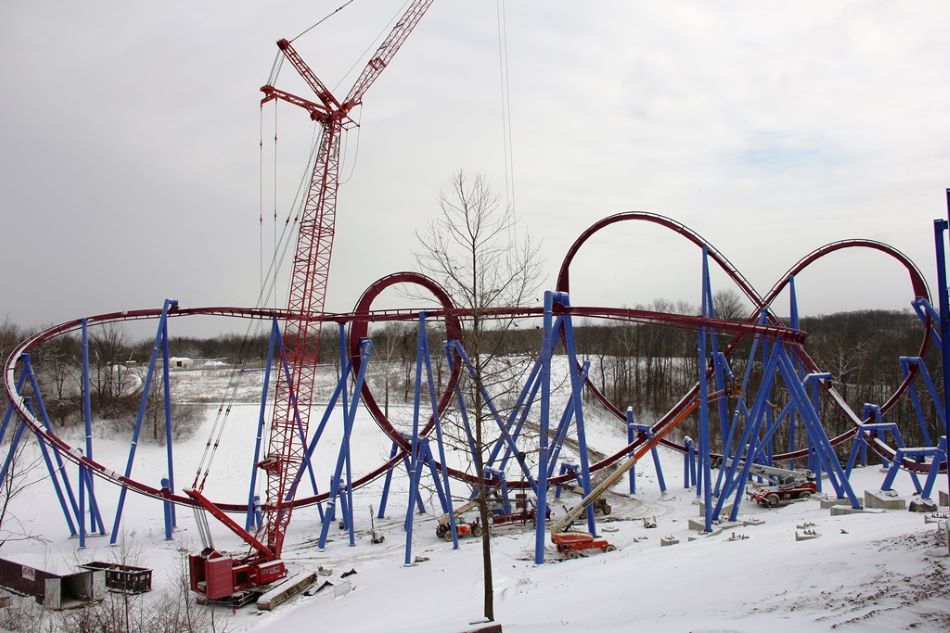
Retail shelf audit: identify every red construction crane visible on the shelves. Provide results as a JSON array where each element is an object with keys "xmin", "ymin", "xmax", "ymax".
[{"xmin": 188, "ymin": 0, "xmax": 435, "ymax": 602}]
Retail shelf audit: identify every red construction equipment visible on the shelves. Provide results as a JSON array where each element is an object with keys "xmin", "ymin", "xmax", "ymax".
[
  {"xmin": 188, "ymin": 1, "xmax": 435, "ymax": 601},
  {"xmin": 551, "ymin": 532, "xmax": 616, "ymax": 559}
]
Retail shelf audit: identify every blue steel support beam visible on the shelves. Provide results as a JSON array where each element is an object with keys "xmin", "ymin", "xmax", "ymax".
[
  {"xmin": 318, "ymin": 339, "xmax": 372, "ymax": 550},
  {"xmin": 247, "ymin": 319, "xmax": 279, "ymax": 530},
  {"xmin": 535, "ymin": 291, "xmax": 567, "ymax": 564},
  {"xmin": 403, "ymin": 314, "xmax": 429, "ymax": 563},
  {"xmin": 933, "ymin": 195, "xmax": 950, "ymax": 551},
  {"xmin": 79, "ymin": 320, "xmax": 105, "ymax": 535},
  {"xmin": 160, "ymin": 314, "xmax": 176, "ymax": 529},
  {"xmin": 22, "ymin": 398, "xmax": 77, "ymax": 536},
  {"xmin": 111, "ymin": 298, "xmax": 177, "ymax": 544},
  {"xmin": 560, "ymin": 307, "xmax": 597, "ymax": 536},
  {"xmin": 420, "ymin": 331, "xmax": 457, "ymax": 546},
  {"xmin": 21, "ymin": 355, "xmax": 81, "ymax": 523}
]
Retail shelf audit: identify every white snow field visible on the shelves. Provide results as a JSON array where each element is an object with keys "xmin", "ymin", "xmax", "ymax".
[{"xmin": 1, "ymin": 360, "xmax": 949, "ymax": 632}]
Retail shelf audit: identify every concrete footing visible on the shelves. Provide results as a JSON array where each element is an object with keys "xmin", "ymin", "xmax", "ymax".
[
  {"xmin": 818, "ymin": 496, "xmax": 851, "ymax": 509},
  {"xmin": 830, "ymin": 505, "xmax": 866, "ymax": 516},
  {"xmin": 940, "ymin": 490, "xmax": 948, "ymax": 507},
  {"xmin": 864, "ymin": 490, "xmax": 906, "ymax": 510},
  {"xmin": 695, "ymin": 500, "xmax": 733, "ymax": 517}
]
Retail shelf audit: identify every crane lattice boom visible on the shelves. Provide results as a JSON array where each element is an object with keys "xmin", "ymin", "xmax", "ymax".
[{"xmin": 188, "ymin": 1, "xmax": 435, "ymax": 601}]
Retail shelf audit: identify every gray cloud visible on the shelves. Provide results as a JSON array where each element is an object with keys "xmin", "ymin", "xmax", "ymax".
[{"xmin": 2, "ymin": 1, "xmax": 949, "ymax": 338}]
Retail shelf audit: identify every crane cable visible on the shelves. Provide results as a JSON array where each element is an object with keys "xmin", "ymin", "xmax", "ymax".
[
  {"xmin": 292, "ymin": 0, "xmax": 356, "ymax": 44},
  {"xmin": 194, "ymin": 104, "xmax": 324, "ymax": 492},
  {"xmin": 496, "ymin": 0, "xmax": 517, "ymax": 233},
  {"xmin": 194, "ymin": 0, "xmax": 407, "ymax": 496}
]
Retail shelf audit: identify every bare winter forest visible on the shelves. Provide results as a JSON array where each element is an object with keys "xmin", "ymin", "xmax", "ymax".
[{"xmin": 2, "ymin": 305, "xmax": 937, "ymax": 453}]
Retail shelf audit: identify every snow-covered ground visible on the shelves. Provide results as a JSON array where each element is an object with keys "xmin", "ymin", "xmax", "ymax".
[{"xmin": 2, "ymin": 362, "xmax": 949, "ymax": 632}]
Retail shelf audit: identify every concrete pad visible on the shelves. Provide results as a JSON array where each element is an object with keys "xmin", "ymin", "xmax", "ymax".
[
  {"xmin": 830, "ymin": 505, "xmax": 866, "ymax": 516},
  {"xmin": 696, "ymin": 500, "xmax": 733, "ymax": 517},
  {"xmin": 660, "ymin": 536, "xmax": 679, "ymax": 546},
  {"xmin": 819, "ymin": 496, "xmax": 852, "ymax": 509},
  {"xmin": 687, "ymin": 518, "xmax": 704, "ymax": 532},
  {"xmin": 909, "ymin": 498, "xmax": 938, "ymax": 513},
  {"xmin": 864, "ymin": 490, "xmax": 907, "ymax": 510}
]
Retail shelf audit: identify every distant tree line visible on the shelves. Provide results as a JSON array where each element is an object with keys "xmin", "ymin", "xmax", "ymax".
[{"xmin": 0, "ymin": 305, "xmax": 942, "ymax": 452}]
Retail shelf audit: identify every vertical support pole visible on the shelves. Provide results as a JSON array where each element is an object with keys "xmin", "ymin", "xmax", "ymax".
[
  {"xmin": 627, "ymin": 410, "xmax": 637, "ymax": 495},
  {"xmin": 21, "ymin": 355, "xmax": 81, "ymax": 523},
  {"xmin": 80, "ymin": 321, "xmax": 105, "ymax": 536},
  {"xmin": 23, "ymin": 398, "xmax": 77, "ymax": 536},
  {"xmin": 161, "ymin": 477, "xmax": 173, "ymax": 541},
  {"xmin": 247, "ymin": 319, "xmax": 279, "ymax": 530},
  {"xmin": 0, "ymin": 372, "xmax": 28, "ymax": 480},
  {"xmin": 377, "ymin": 441, "xmax": 399, "ymax": 518},
  {"xmin": 422, "ymin": 328, "xmax": 458, "ymax": 548},
  {"xmin": 404, "ymin": 315, "xmax": 428, "ymax": 566},
  {"xmin": 684, "ymin": 437, "xmax": 693, "ymax": 488},
  {"xmin": 340, "ymin": 325, "xmax": 356, "ymax": 547},
  {"xmin": 787, "ymin": 276, "xmax": 799, "ymax": 467},
  {"xmin": 80, "ymin": 319, "xmax": 94, "ymax": 536},
  {"xmin": 160, "ymin": 311, "xmax": 176, "ymax": 529},
  {"xmin": 111, "ymin": 298, "xmax": 177, "ymax": 545},
  {"xmin": 0, "ymin": 387, "xmax": 28, "ymax": 486},
  {"xmin": 77, "ymin": 458, "xmax": 86, "ymax": 549},
  {"xmin": 318, "ymin": 339, "xmax": 371, "ymax": 550},
  {"xmin": 534, "ymin": 291, "xmax": 558, "ymax": 565},
  {"xmin": 933, "ymin": 198, "xmax": 950, "ymax": 553},
  {"xmin": 698, "ymin": 247, "xmax": 713, "ymax": 532},
  {"xmin": 561, "ymin": 306, "xmax": 597, "ymax": 536}
]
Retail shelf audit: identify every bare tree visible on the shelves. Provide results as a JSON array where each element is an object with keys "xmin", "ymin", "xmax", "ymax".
[
  {"xmin": 712, "ymin": 289, "xmax": 746, "ymax": 321},
  {"xmin": 415, "ymin": 170, "xmax": 541, "ymax": 622},
  {"xmin": 0, "ymin": 441, "xmax": 47, "ymax": 550}
]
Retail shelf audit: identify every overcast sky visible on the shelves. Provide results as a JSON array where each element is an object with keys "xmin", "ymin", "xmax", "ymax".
[{"xmin": 2, "ymin": 1, "xmax": 950, "ymax": 338}]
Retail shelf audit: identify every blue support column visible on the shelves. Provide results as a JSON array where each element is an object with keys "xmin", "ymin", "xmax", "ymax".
[
  {"xmin": 21, "ymin": 355, "xmax": 81, "ymax": 524},
  {"xmin": 160, "ymin": 313, "xmax": 176, "ymax": 530},
  {"xmin": 534, "ymin": 291, "xmax": 561, "ymax": 565},
  {"xmin": 0, "ymin": 372, "xmax": 28, "ymax": 474},
  {"xmin": 247, "ymin": 319, "xmax": 279, "ymax": 531},
  {"xmin": 922, "ymin": 436, "xmax": 948, "ymax": 499},
  {"xmin": 626, "ymin": 408, "xmax": 666, "ymax": 495},
  {"xmin": 447, "ymin": 340, "xmax": 538, "ymax": 490},
  {"xmin": 79, "ymin": 320, "xmax": 105, "ymax": 535},
  {"xmin": 420, "ymin": 328, "xmax": 458, "ymax": 548},
  {"xmin": 781, "ymin": 354, "xmax": 861, "ymax": 508},
  {"xmin": 377, "ymin": 441, "xmax": 400, "ymax": 517},
  {"xmin": 161, "ymin": 477, "xmax": 173, "ymax": 541},
  {"xmin": 111, "ymin": 298, "xmax": 177, "ymax": 545},
  {"xmin": 697, "ymin": 247, "xmax": 714, "ymax": 531},
  {"xmin": 560, "ymin": 307, "xmax": 597, "ymax": 536},
  {"xmin": 78, "ymin": 460, "xmax": 86, "ymax": 549},
  {"xmin": 23, "ymin": 398, "xmax": 77, "ymax": 536},
  {"xmin": 627, "ymin": 422, "xmax": 640, "ymax": 496},
  {"xmin": 0, "ymin": 387, "xmax": 29, "ymax": 487},
  {"xmin": 933, "ymin": 202, "xmax": 950, "ymax": 535},
  {"xmin": 684, "ymin": 437, "xmax": 697, "ymax": 488},
  {"xmin": 318, "ymin": 339, "xmax": 372, "ymax": 550},
  {"xmin": 717, "ymin": 346, "xmax": 782, "ymax": 521}
]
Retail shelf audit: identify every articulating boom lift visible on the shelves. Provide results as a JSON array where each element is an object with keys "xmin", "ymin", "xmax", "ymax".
[{"xmin": 188, "ymin": 1, "xmax": 435, "ymax": 602}]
